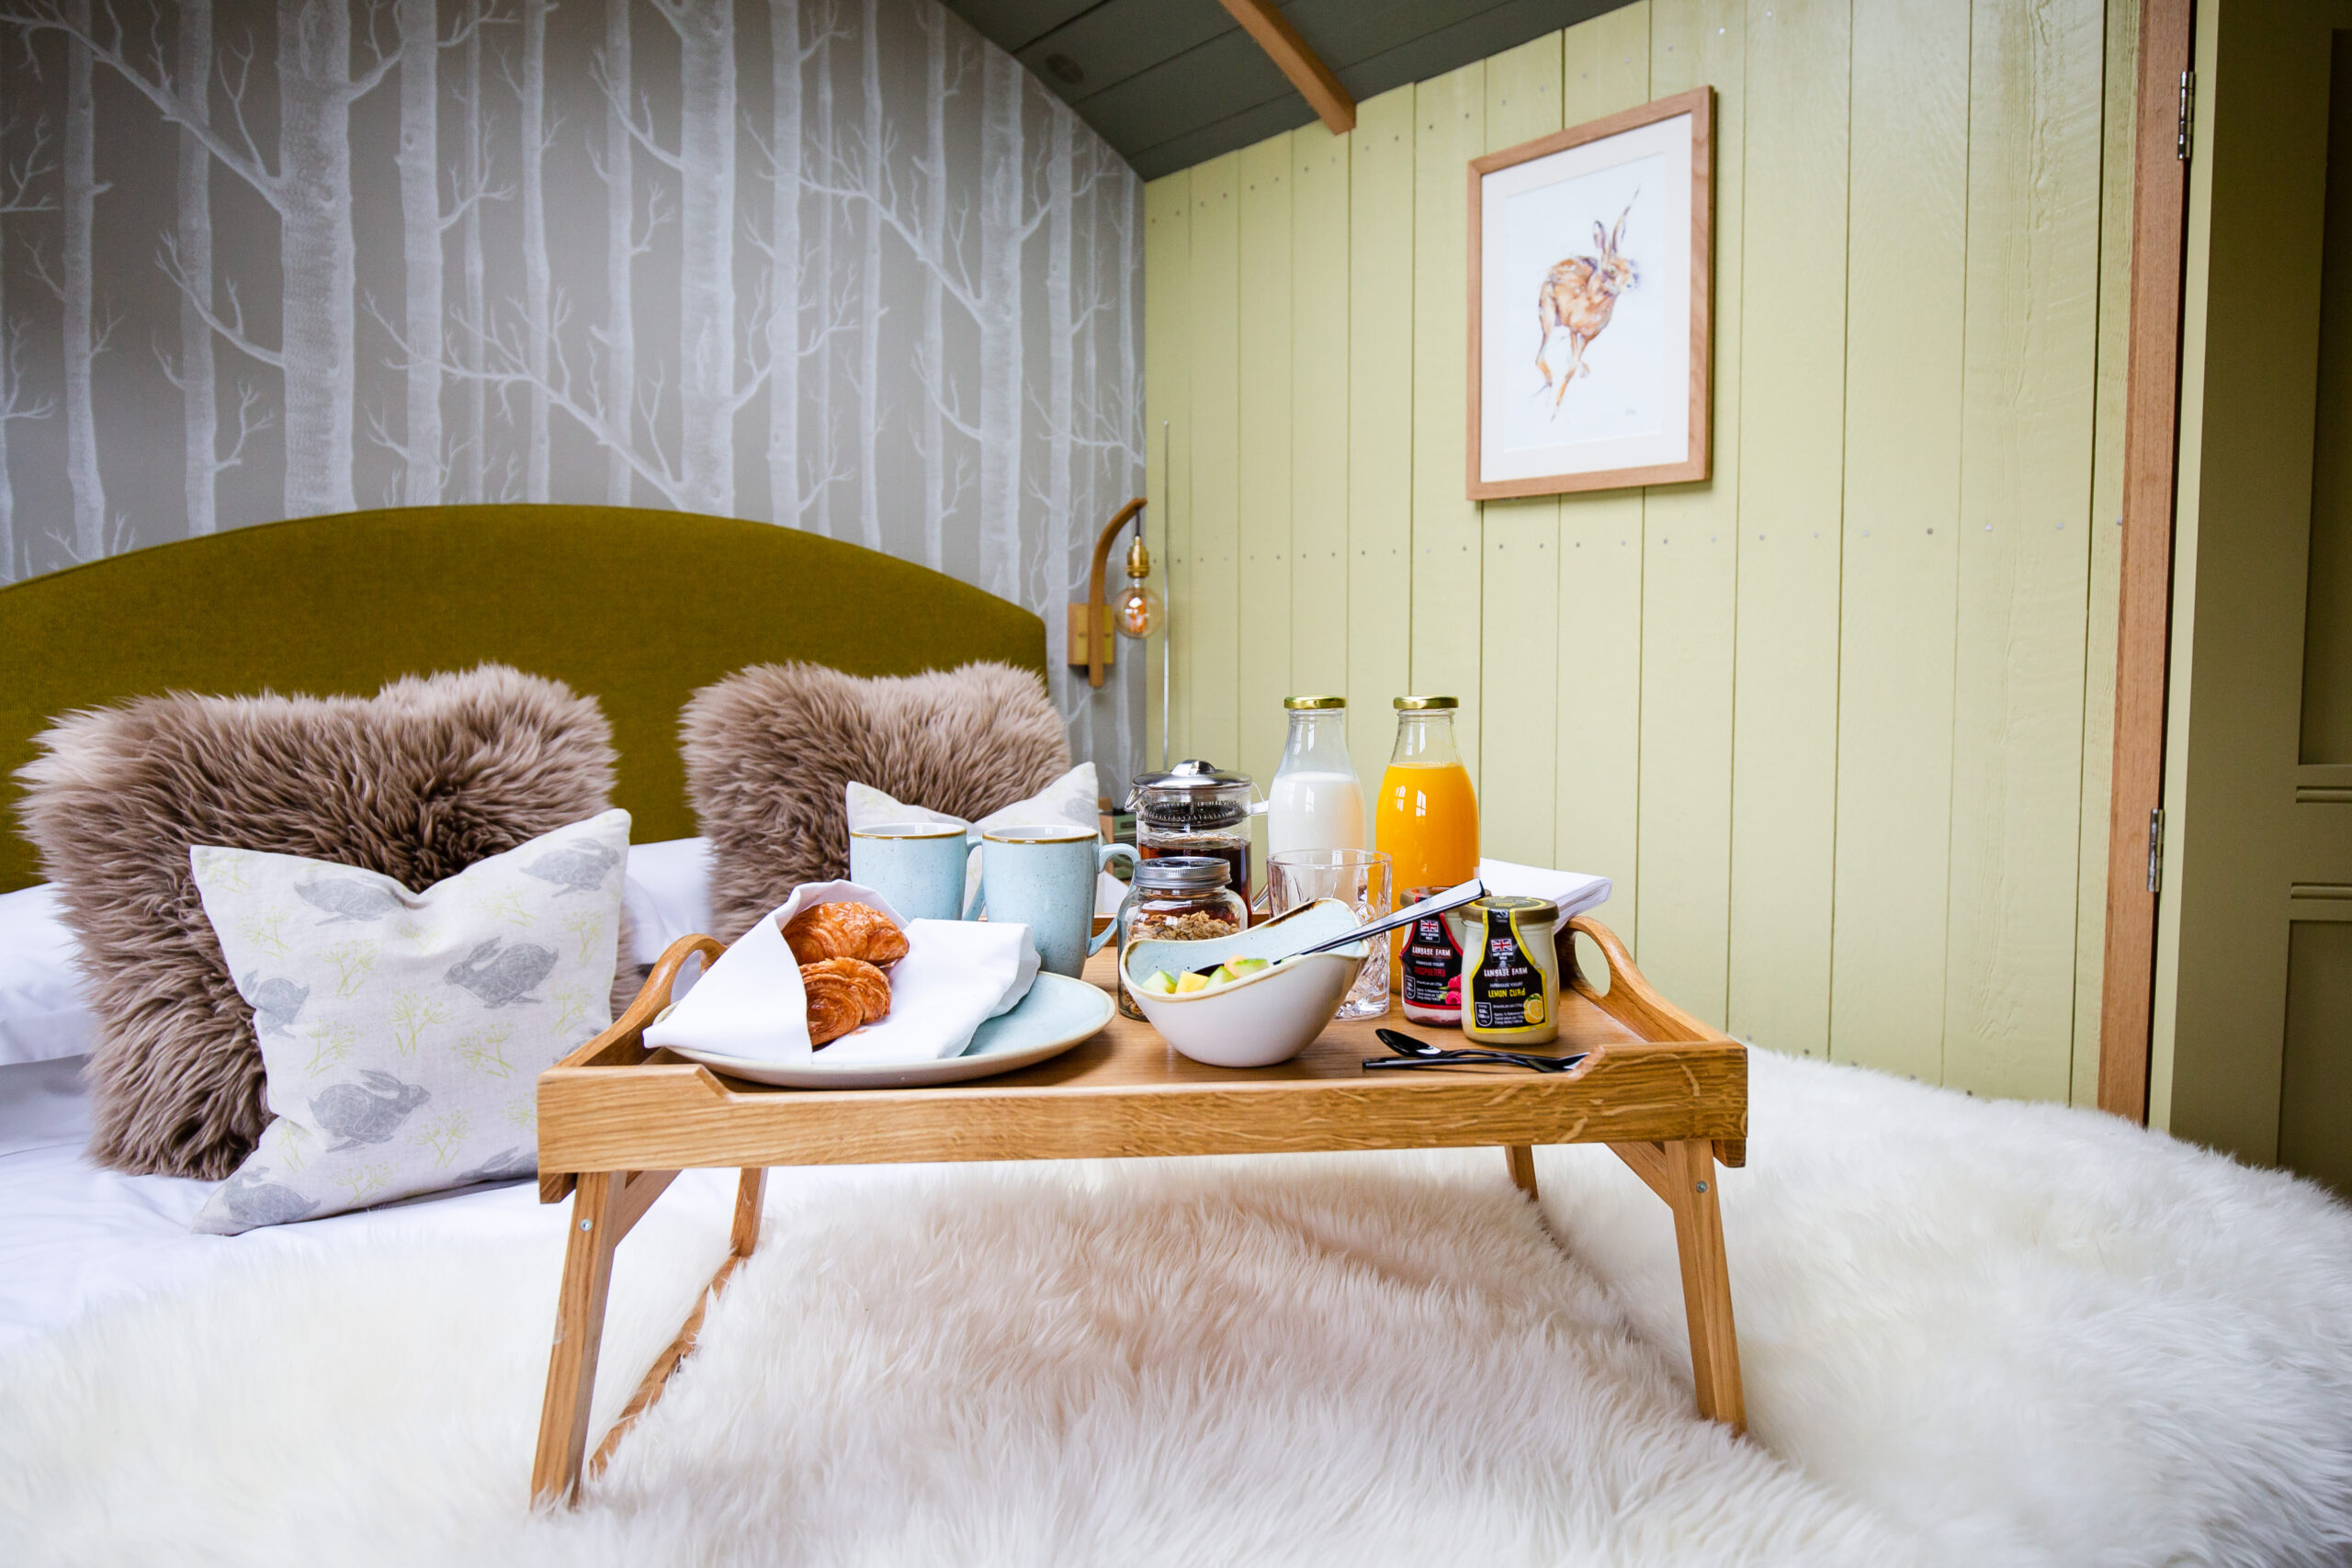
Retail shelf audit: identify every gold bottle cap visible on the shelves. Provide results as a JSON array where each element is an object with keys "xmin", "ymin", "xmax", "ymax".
[
  {"xmin": 1283, "ymin": 695, "xmax": 1346, "ymax": 709},
  {"xmin": 1393, "ymin": 695, "xmax": 1459, "ymax": 710}
]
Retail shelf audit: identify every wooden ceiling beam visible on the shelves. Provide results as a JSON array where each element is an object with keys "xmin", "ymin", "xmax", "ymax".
[{"xmin": 1215, "ymin": 0, "xmax": 1356, "ymax": 135}]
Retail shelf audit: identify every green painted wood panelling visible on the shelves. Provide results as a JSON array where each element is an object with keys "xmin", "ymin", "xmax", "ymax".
[
  {"xmin": 1346, "ymin": 87, "xmax": 1419, "ymax": 811},
  {"xmin": 1828, "ymin": 0, "xmax": 1967, "ymax": 1080},
  {"xmin": 1412, "ymin": 62, "xmax": 1489, "ymax": 783},
  {"xmin": 1237, "ymin": 136, "xmax": 1296, "ymax": 832},
  {"xmin": 1549, "ymin": 6, "xmax": 1654, "ymax": 935},
  {"xmin": 1144, "ymin": 0, "xmax": 2130, "ymax": 1100},
  {"xmin": 1943, "ymin": 0, "xmax": 2107, "ymax": 1103},
  {"xmin": 1726, "ymin": 0, "xmax": 1849, "ymax": 1063},
  {"xmin": 1290, "ymin": 129, "xmax": 1351, "ymax": 704},
  {"xmin": 1480, "ymin": 32, "xmax": 1571, "ymax": 872},
  {"xmin": 1185, "ymin": 154, "xmax": 1242, "ymax": 770},
  {"xmin": 1635, "ymin": 0, "xmax": 1746, "ymax": 1019},
  {"xmin": 1143, "ymin": 172, "xmax": 1190, "ymax": 773}
]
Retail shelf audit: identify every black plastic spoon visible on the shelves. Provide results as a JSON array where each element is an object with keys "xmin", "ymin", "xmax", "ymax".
[{"xmin": 1363, "ymin": 1027, "xmax": 1589, "ymax": 1075}]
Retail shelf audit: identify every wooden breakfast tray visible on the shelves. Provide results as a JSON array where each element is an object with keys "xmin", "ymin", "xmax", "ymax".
[{"xmin": 529, "ymin": 916, "xmax": 1747, "ymax": 1507}]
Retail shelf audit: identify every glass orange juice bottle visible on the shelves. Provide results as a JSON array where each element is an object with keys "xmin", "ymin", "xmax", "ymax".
[{"xmin": 1375, "ymin": 697, "xmax": 1478, "ymax": 984}]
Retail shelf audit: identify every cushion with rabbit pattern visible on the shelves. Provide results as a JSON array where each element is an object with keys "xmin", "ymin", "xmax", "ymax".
[{"xmin": 186, "ymin": 810, "xmax": 630, "ymax": 1234}]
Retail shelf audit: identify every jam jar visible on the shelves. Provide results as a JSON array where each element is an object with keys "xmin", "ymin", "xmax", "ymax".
[
  {"xmin": 1114, "ymin": 855, "xmax": 1247, "ymax": 1019},
  {"xmin": 1126, "ymin": 759, "xmax": 1258, "ymax": 914}
]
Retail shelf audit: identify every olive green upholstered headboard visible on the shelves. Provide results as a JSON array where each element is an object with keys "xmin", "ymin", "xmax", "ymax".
[{"xmin": 0, "ymin": 505, "xmax": 1048, "ymax": 893}]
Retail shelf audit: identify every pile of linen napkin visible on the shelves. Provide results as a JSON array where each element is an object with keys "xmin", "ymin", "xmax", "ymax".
[
  {"xmin": 643, "ymin": 882, "xmax": 1038, "ymax": 1065},
  {"xmin": 1477, "ymin": 859, "xmax": 1612, "ymax": 923}
]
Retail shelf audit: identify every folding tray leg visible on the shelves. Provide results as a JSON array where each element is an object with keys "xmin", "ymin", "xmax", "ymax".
[
  {"xmin": 1503, "ymin": 1145, "xmax": 1539, "ymax": 1198},
  {"xmin": 1660, "ymin": 1139, "xmax": 1745, "ymax": 1434},
  {"xmin": 583, "ymin": 1168, "xmax": 770, "ymax": 1487},
  {"xmin": 531, "ymin": 1170, "xmax": 624, "ymax": 1507}
]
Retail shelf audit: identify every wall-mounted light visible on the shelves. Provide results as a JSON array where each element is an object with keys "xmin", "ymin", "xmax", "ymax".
[{"xmin": 1069, "ymin": 497, "xmax": 1152, "ymax": 689}]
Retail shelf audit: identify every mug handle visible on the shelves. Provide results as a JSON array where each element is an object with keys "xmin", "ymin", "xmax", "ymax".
[
  {"xmin": 1087, "ymin": 844, "xmax": 1139, "ymax": 954},
  {"xmin": 960, "ymin": 840, "xmax": 985, "ymax": 920}
]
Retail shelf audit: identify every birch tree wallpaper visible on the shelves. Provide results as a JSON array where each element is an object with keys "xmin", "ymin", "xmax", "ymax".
[{"xmin": 0, "ymin": 0, "xmax": 1146, "ymax": 786}]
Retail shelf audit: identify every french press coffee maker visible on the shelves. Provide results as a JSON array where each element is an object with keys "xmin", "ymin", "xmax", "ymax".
[{"xmin": 1125, "ymin": 759, "xmax": 1258, "ymax": 916}]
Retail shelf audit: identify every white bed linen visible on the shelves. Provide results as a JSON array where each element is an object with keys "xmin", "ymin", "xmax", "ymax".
[
  {"xmin": 0, "ymin": 1054, "xmax": 941, "ymax": 1358},
  {"xmin": 0, "ymin": 886, "xmax": 91, "ymax": 1066},
  {"xmin": 0, "ymin": 1055, "xmax": 569, "ymax": 1355}
]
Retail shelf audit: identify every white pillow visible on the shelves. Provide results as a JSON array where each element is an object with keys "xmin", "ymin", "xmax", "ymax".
[
  {"xmin": 0, "ymin": 839, "xmax": 713, "ymax": 1071},
  {"xmin": 621, "ymin": 837, "xmax": 714, "ymax": 966},
  {"xmin": 187, "ymin": 810, "xmax": 630, "ymax": 1234},
  {"xmin": 0, "ymin": 885, "xmax": 93, "ymax": 1068}
]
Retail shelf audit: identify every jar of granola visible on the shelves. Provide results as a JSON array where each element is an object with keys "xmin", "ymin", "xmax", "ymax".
[{"xmin": 1114, "ymin": 855, "xmax": 1247, "ymax": 1019}]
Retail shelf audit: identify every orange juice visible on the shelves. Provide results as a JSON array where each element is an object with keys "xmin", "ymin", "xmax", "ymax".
[
  {"xmin": 1375, "ymin": 760, "xmax": 1479, "ymax": 895},
  {"xmin": 1375, "ymin": 698, "xmax": 1478, "ymax": 987}
]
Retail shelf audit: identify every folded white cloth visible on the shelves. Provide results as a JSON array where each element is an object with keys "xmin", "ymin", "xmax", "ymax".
[
  {"xmin": 1477, "ymin": 859, "xmax": 1612, "ymax": 923},
  {"xmin": 641, "ymin": 881, "xmax": 1039, "ymax": 1066},
  {"xmin": 845, "ymin": 763, "xmax": 1126, "ymax": 916}
]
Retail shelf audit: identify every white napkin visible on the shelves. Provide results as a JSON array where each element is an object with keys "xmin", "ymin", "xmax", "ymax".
[
  {"xmin": 1477, "ymin": 859, "xmax": 1612, "ymax": 923},
  {"xmin": 641, "ymin": 880, "xmax": 1039, "ymax": 1065},
  {"xmin": 846, "ymin": 762, "xmax": 1126, "ymax": 915}
]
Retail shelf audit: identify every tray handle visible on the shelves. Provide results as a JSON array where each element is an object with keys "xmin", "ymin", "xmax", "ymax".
[
  {"xmin": 1559, "ymin": 916, "xmax": 1736, "ymax": 1048},
  {"xmin": 538, "ymin": 934, "xmax": 727, "ymax": 1203}
]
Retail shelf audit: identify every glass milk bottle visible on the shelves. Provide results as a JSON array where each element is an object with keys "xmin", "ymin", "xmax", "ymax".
[{"xmin": 1266, "ymin": 697, "xmax": 1365, "ymax": 858}]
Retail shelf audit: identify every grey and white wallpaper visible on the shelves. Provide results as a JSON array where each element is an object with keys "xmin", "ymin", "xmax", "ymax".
[{"xmin": 0, "ymin": 0, "xmax": 1144, "ymax": 788}]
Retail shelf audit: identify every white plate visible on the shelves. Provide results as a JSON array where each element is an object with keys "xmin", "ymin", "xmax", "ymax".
[{"xmin": 660, "ymin": 972, "xmax": 1115, "ymax": 1089}]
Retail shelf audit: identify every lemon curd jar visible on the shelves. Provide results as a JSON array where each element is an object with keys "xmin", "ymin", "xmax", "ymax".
[{"xmin": 1458, "ymin": 895, "xmax": 1560, "ymax": 1047}]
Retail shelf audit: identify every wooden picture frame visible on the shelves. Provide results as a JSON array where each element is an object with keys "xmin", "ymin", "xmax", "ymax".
[{"xmin": 1468, "ymin": 86, "xmax": 1713, "ymax": 501}]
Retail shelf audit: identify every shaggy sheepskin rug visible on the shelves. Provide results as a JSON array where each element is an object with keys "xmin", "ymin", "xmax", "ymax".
[{"xmin": 5, "ymin": 1053, "xmax": 2350, "ymax": 1567}]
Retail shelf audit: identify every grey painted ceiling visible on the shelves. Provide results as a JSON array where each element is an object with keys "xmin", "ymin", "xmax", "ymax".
[{"xmin": 943, "ymin": 0, "xmax": 1638, "ymax": 180}]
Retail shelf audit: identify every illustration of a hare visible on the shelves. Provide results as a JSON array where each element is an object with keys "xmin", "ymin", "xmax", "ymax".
[{"xmin": 1534, "ymin": 196, "xmax": 1639, "ymax": 410}]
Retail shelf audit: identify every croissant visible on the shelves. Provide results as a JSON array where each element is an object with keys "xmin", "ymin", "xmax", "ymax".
[
  {"xmin": 802, "ymin": 956, "xmax": 892, "ymax": 1046},
  {"xmin": 783, "ymin": 901, "xmax": 910, "ymax": 969}
]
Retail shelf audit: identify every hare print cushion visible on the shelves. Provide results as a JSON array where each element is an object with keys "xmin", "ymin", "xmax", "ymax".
[{"xmin": 186, "ymin": 810, "xmax": 631, "ymax": 1234}]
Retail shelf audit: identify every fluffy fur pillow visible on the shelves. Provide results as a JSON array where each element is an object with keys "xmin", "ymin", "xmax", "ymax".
[
  {"xmin": 17, "ymin": 666, "xmax": 629, "ymax": 1179},
  {"xmin": 683, "ymin": 662, "xmax": 1070, "ymax": 942}
]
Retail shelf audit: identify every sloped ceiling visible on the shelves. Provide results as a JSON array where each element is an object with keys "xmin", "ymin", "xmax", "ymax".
[{"xmin": 942, "ymin": 0, "xmax": 1639, "ymax": 179}]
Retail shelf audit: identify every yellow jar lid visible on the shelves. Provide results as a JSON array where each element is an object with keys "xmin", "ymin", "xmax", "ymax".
[
  {"xmin": 1393, "ymin": 695, "xmax": 1459, "ymax": 710},
  {"xmin": 1466, "ymin": 895, "xmax": 1555, "ymax": 918},
  {"xmin": 1283, "ymin": 695, "xmax": 1346, "ymax": 709}
]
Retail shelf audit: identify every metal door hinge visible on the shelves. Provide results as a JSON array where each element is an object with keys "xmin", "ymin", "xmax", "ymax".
[
  {"xmin": 2177, "ymin": 71, "xmax": 2195, "ymax": 162},
  {"xmin": 2146, "ymin": 807, "xmax": 2165, "ymax": 894}
]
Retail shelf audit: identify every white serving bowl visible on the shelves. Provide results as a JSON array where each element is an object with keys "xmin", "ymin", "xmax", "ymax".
[{"xmin": 1121, "ymin": 898, "xmax": 1371, "ymax": 1068}]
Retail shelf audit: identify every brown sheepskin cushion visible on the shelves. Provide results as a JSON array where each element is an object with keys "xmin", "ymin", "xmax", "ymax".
[
  {"xmin": 16, "ymin": 665, "xmax": 630, "ymax": 1179},
  {"xmin": 683, "ymin": 661, "xmax": 1070, "ymax": 942}
]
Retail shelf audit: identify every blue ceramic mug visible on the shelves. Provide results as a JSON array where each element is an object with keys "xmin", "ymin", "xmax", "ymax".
[
  {"xmin": 965, "ymin": 826, "xmax": 1137, "ymax": 977},
  {"xmin": 848, "ymin": 821, "xmax": 971, "ymax": 923}
]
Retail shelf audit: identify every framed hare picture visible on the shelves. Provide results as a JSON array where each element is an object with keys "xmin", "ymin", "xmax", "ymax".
[{"xmin": 1468, "ymin": 87, "xmax": 1713, "ymax": 500}]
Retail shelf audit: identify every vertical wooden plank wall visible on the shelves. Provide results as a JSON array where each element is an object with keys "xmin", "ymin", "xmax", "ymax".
[
  {"xmin": 1831, "ymin": 0, "xmax": 1968, "ymax": 1080},
  {"xmin": 1412, "ymin": 65, "xmax": 1489, "ymax": 777},
  {"xmin": 1945, "ymin": 0, "xmax": 2107, "ymax": 1102},
  {"xmin": 1725, "ymin": 0, "xmax": 1850, "ymax": 1060},
  {"xmin": 1636, "ymin": 0, "xmax": 1741, "ymax": 1021},
  {"xmin": 1550, "ymin": 9, "xmax": 1655, "ymax": 927},
  {"xmin": 1236, "ymin": 139, "xmax": 1295, "ymax": 806},
  {"xmin": 1142, "ymin": 0, "xmax": 2129, "ymax": 1100},
  {"xmin": 1346, "ymin": 90, "xmax": 1419, "ymax": 807},
  {"xmin": 1478, "ymin": 31, "xmax": 1569, "ymax": 871}
]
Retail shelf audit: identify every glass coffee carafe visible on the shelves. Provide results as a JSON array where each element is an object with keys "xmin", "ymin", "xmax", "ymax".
[{"xmin": 1126, "ymin": 759, "xmax": 1257, "ymax": 916}]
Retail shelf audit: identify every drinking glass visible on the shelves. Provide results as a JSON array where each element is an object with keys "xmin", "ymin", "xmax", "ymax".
[{"xmin": 1267, "ymin": 848, "xmax": 1393, "ymax": 1021}]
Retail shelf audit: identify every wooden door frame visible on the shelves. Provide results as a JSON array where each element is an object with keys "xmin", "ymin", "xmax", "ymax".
[{"xmin": 2098, "ymin": 0, "xmax": 2199, "ymax": 1122}]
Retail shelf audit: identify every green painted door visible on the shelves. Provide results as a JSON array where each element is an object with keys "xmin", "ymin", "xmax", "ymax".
[{"xmin": 2159, "ymin": 0, "xmax": 2352, "ymax": 1194}]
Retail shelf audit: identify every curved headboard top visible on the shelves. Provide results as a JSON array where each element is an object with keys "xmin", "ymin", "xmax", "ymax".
[{"xmin": 0, "ymin": 505, "xmax": 1048, "ymax": 893}]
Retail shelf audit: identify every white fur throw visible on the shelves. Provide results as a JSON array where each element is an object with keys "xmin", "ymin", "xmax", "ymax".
[{"xmin": 3, "ymin": 1053, "xmax": 2348, "ymax": 1565}]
